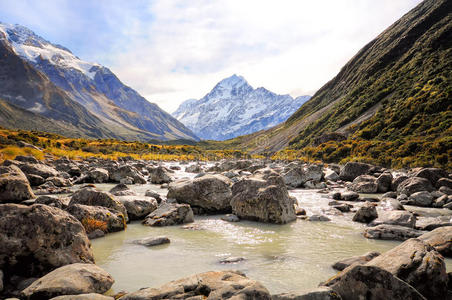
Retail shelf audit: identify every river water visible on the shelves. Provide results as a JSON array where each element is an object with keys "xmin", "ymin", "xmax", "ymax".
[{"xmin": 89, "ymin": 177, "xmax": 452, "ymax": 294}]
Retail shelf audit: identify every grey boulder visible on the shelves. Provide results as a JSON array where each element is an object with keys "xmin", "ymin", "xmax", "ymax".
[
  {"xmin": 118, "ymin": 270, "xmax": 271, "ymax": 300},
  {"xmin": 21, "ymin": 263, "xmax": 114, "ymax": 300}
]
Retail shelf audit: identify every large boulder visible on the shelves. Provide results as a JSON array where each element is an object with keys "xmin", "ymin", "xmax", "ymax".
[
  {"xmin": 397, "ymin": 177, "xmax": 434, "ymax": 196},
  {"xmin": 364, "ymin": 225, "xmax": 426, "ymax": 241},
  {"xmin": 117, "ymin": 196, "xmax": 158, "ymax": 220},
  {"xmin": 167, "ymin": 175, "xmax": 232, "ymax": 213},
  {"xmin": 66, "ymin": 204, "xmax": 126, "ymax": 234},
  {"xmin": 282, "ymin": 167, "xmax": 306, "ymax": 188},
  {"xmin": 0, "ymin": 204, "xmax": 94, "ymax": 278},
  {"xmin": 143, "ymin": 203, "xmax": 194, "ymax": 226},
  {"xmin": 282, "ymin": 165, "xmax": 324, "ymax": 188},
  {"xmin": 376, "ymin": 172, "xmax": 393, "ymax": 193},
  {"xmin": 352, "ymin": 202, "xmax": 378, "ymax": 223},
  {"xmin": 230, "ymin": 170, "xmax": 296, "ymax": 224},
  {"xmin": 332, "ymin": 251, "xmax": 380, "ymax": 271},
  {"xmin": 272, "ymin": 287, "xmax": 341, "ymax": 300},
  {"xmin": 21, "ymin": 263, "xmax": 114, "ymax": 300},
  {"xmin": 350, "ymin": 175, "xmax": 378, "ymax": 193},
  {"xmin": 149, "ymin": 166, "xmax": 172, "ymax": 184},
  {"xmin": 408, "ymin": 191, "xmax": 434, "ymax": 207},
  {"xmin": 69, "ymin": 187, "xmax": 128, "ymax": 222},
  {"xmin": 418, "ymin": 227, "xmax": 452, "ymax": 257},
  {"xmin": 0, "ymin": 165, "xmax": 35, "ymax": 203},
  {"xmin": 367, "ymin": 238, "xmax": 448, "ymax": 300},
  {"xmin": 392, "ymin": 175, "xmax": 409, "ymax": 191},
  {"xmin": 413, "ymin": 168, "xmax": 448, "ymax": 186},
  {"xmin": 339, "ymin": 162, "xmax": 373, "ymax": 181},
  {"xmin": 119, "ymin": 270, "xmax": 271, "ymax": 300},
  {"xmin": 109, "ymin": 165, "xmax": 146, "ymax": 184},
  {"xmin": 87, "ymin": 168, "xmax": 109, "ymax": 183},
  {"xmin": 323, "ymin": 265, "xmax": 426, "ymax": 300},
  {"xmin": 369, "ymin": 210, "xmax": 416, "ymax": 228},
  {"xmin": 19, "ymin": 163, "xmax": 59, "ymax": 179}
]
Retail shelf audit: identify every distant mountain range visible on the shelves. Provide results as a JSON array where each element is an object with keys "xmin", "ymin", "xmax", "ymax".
[
  {"xmin": 0, "ymin": 22, "xmax": 198, "ymax": 141},
  {"xmin": 173, "ymin": 75, "xmax": 310, "ymax": 140}
]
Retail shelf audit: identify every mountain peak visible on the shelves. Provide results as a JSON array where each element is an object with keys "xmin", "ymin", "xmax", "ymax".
[
  {"xmin": 173, "ymin": 75, "xmax": 311, "ymax": 140},
  {"xmin": 215, "ymin": 74, "xmax": 249, "ymax": 89}
]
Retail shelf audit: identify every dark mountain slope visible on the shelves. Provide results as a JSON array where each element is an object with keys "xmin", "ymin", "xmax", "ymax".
[{"xmin": 0, "ymin": 37, "xmax": 160, "ymax": 140}]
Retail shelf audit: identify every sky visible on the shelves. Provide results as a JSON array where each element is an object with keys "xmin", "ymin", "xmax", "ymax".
[{"xmin": 0, "ymin": 0, "xmax": 423, "ymax": 113}]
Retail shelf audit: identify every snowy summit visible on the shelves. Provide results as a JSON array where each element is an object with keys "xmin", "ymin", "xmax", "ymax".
[{"xmin": 173, "ymin": 75, "xmax": 310, "ymax": 140}]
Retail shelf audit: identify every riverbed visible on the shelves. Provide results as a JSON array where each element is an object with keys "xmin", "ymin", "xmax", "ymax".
[{"xmin": 89, "ymin": 179, "xmax": 452, "ymax": 294}]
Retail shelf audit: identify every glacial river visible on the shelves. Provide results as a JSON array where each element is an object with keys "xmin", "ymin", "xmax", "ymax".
[{"xmin": 89, "ymin": 178, "xmax": 452, "ymax": 294}]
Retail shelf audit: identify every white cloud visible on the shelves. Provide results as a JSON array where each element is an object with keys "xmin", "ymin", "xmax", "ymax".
[
  {"xmin": 108, "ymin": 0, "xmax": 422, "ymax": 112},
  {"xmin": 0, "ymin": 0, "xmax": 423, "ymax": 113}
]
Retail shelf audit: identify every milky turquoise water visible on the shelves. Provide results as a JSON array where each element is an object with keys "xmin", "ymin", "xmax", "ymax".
[{"xmin": 89, "ymin": 183, "xmax": 452, "ymax": 295}]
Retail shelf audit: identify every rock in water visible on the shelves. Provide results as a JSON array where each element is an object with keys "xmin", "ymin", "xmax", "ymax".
[
  {"xmin": 119, "ymin": 270, "xmax": 271, "ymax": 300},
  {"xmin": 143, "ymin": 203, "xmax": 194, "ymax": 226},
  {"xmin": 149, "ymin": 166, "xmax": 172, "ymax": 184},
  {"xmin": 0, "ymin": 165, "xmax": 35, "ymax": 203},
  {"xmin": 230, "ymin": 170, "xmax": 296, "ymax": 224},
  {"xmin": 133, "ymin": 236, "xmax": 170, "ymax": 247},
  {"xmin": 87, "ymin": 168, "xmax": 110, "ymax": 183},
  {"xmin": 21, "ymin": 263, "xmax": 114, "ymax": 299},
  {"xmin": 109, "ymin": 183, "xmax": 136, "ymax": 196},
  {"xmin": 69, "ymin": 187, "xmax": 128, "ymax": 222},
  {"xmin": 332, "ymin": 251, "xmax": 380, "ymax": 271},
  {"xmin": 369, "ymin": 210, "xmax": 416, "ymax": 228},
  {"xmin": 364, "ymin": 225, "xmax": 425, "ymax": 241},
  {"xmin": 352, "ymin": 202, "xmax": 377, "ymax": 223},
  {"xmin": 323, "ymin": 265, "xmax": 425, "ymax": 300},
  {"xmin": 418, "ymin": 227, "xmax": 452, "ymax": 257},
  {"xmin": 0, "ymin": 204, "xmax": 94, "ymax": 278},
  {"xmin": 117, "ymin": 196, "xmax": 158, "ymax": 220},
  {"xmin": 367, "ymin": 238, "xmax": 448, "ymax": 300},
  {"xmin": 167, "ymin": 174, "xmax": 232, "ymax": 213}
]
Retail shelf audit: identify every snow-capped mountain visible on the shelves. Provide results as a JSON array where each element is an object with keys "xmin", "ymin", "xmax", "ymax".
[
  {"xmin": 173, "ymin": 75, "xmax": 310, "ymax": 140},
  {"xmin": 0, "ymin": 22, "xmax": 198, "ymax": 141}
]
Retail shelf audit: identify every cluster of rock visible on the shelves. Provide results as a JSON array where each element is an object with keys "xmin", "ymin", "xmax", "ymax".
[{"xmin": 1, "ymin": 156, "xmax": 451, "ymax": 299}]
